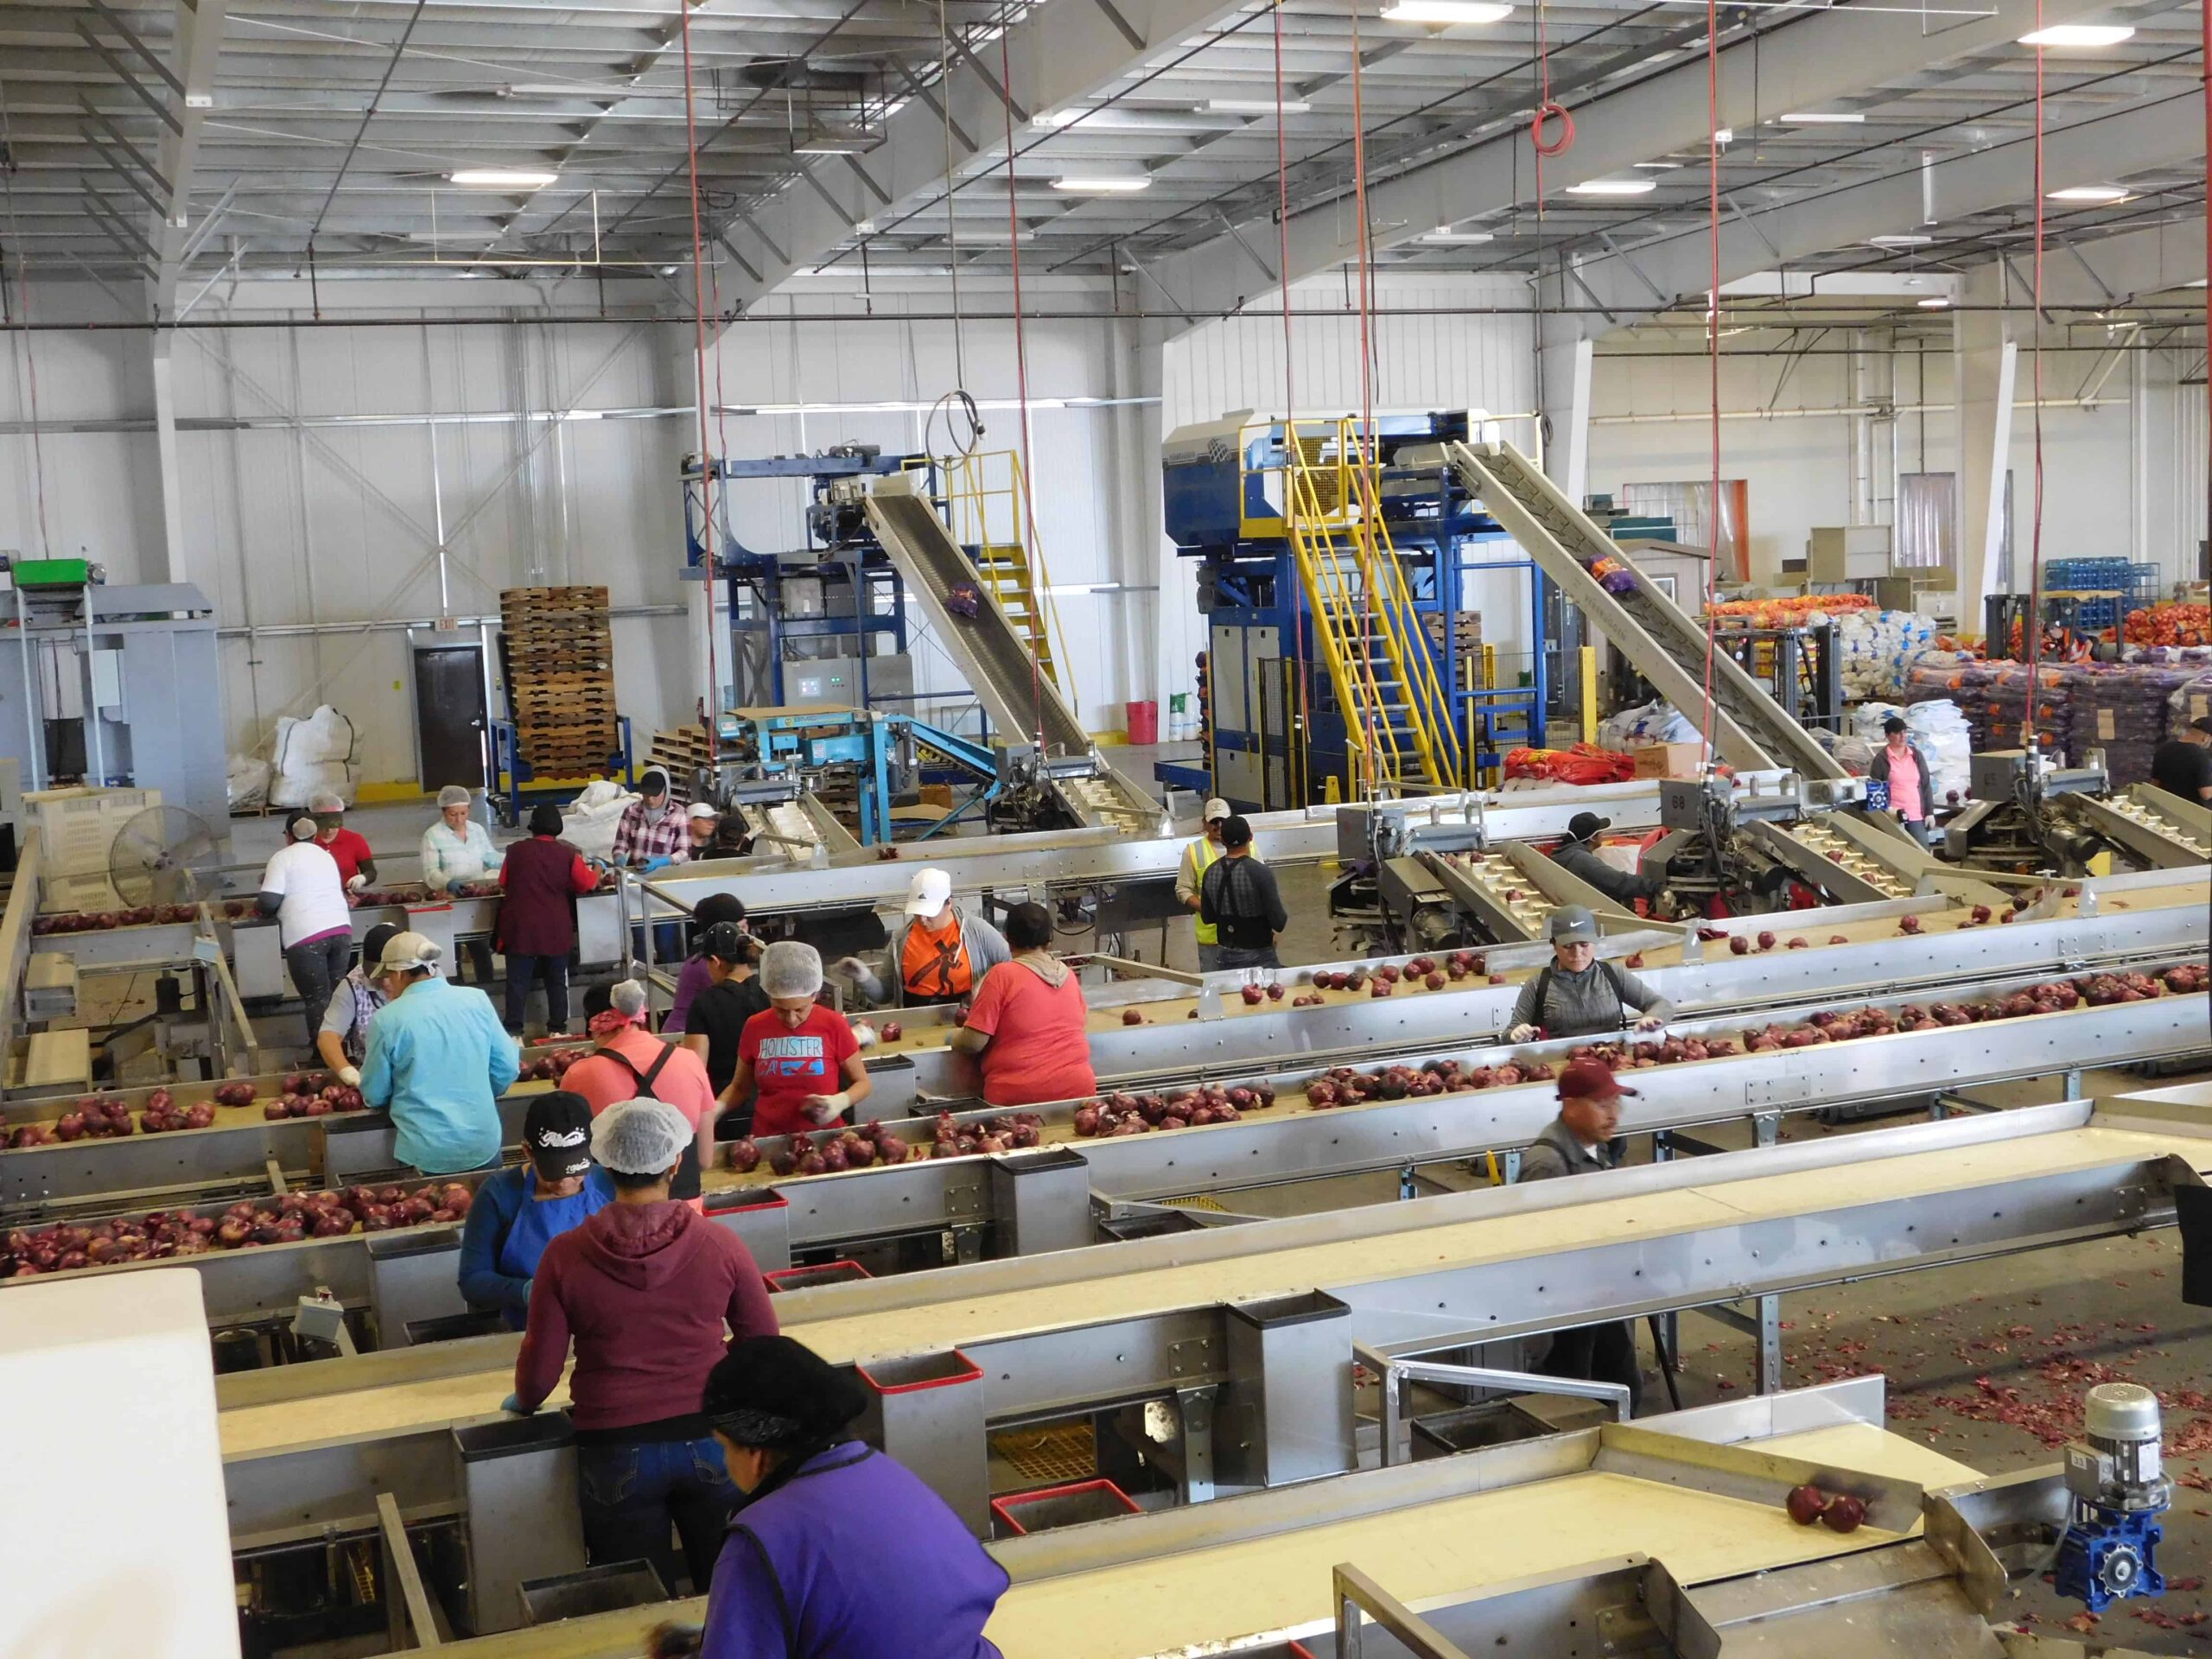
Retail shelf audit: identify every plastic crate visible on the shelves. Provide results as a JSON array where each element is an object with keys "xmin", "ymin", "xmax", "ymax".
[
  {"xmin": 989, "ymin": 1478, "xmax": 1142, "ymax": 1535},
  {"xmin": 763, "ymin": 1260, "xmax": 872, "ymax": 1293}
]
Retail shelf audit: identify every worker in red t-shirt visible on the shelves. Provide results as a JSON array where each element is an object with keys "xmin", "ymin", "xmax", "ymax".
[
  {"xmin": 720, "ymin": 941, "xmax": 872, "ymax": 1141},
  {"xmin": 949, "ymin": 901, "xmax": 1098, "ymax": 1109},
  {"xmin": 311, "ymin": 789, "xmax": 378, "ymax": 900}
]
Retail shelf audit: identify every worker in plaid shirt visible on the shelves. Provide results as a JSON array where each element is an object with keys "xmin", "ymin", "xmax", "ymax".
[{"xmin": 612, "ymin": 768, "xmax": 690, "ymax": 869}]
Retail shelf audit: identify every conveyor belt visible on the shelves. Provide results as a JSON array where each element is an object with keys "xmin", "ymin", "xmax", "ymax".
[
  {"xmin": 864, "ymin": 489, "xmax": 1091, "ymax": 757},
  {"xmin": 214, "ymin": 1105, "xmax": 2212, "ymax": 1462},
  {"xmin": 2070, "ymin": 782, "xmax": 2212, "ymax": 869},
  {"xmin": 1447, "ymin": 441, "xmax": 1847, "ymax": 784}
]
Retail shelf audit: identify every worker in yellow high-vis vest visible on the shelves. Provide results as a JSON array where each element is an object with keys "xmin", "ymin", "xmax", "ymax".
[{"xmin": 1175, "ymin": 798, "xmax": 1231, "ymax": 972}]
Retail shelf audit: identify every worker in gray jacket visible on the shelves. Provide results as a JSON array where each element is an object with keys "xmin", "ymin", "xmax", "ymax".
[
  {"xmin": 1516, "ymin": 1058, "xmax": 1642, "ymax": 1414},
  {"xmin": 1505, "ymin": 906, "xmax": 1673, "ymax": 1041},
  {"xmin": 1550, "ymin": 812, "xmax": 1669, "ymax": 906},
  {"xmin": 836, "ymin": 867, "xmax": 1011, "ymax": 1008}
]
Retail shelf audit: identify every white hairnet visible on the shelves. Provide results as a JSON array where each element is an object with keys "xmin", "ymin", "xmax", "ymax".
[
  {"xmin": 288, "ymin": 816, "xmax": 319, "ymax": 842},
  {"xmin": 590, "ymin": 1098, "xmax": 693, "ymax": 1176},
  {"xmin": 760, "ymin": 939, "xmax": 823, "ymax": 1001},
  {"xmin": 608, "ymin": 979, "xmax": 650, "ymax": 1020},
  {"xmin": 308, "ymin": 790, "xmax": 346, "ymax": 815},
  {"xmin": 436, "ymin": 785, "xmax": 473, "ymax": 810}
]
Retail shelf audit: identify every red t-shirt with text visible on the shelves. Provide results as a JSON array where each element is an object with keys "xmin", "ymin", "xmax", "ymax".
[
  {"xmin": 737, "ymin": 1004, "xmax": 860, "ymax": 1138},
  {"xmin": 324, "ymin": 827, "xmax": 375, "ymax": 886}
]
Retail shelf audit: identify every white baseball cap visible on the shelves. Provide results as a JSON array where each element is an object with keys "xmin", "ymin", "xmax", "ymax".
[
  {"xmin": 904, "ymin": 868, "xmax": 953, "ymax": 919},
  {"xmin": 687, "ymin": 800, "xmax": 720, "ymax": 822},
  {"xmin": 1203, "ymin": 798, "xmax": 1230, "ymax": 823}
]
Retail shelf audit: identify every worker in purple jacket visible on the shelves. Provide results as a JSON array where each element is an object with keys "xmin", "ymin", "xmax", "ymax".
[{"xmin": 652, "ymin": 1335, "xmax": 1009, "ymax": 1659}]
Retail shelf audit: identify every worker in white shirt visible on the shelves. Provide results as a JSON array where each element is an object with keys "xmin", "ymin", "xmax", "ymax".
[{"xmin": 1175, "ymin": 798, "xmax": 1231, "ymax": 972}]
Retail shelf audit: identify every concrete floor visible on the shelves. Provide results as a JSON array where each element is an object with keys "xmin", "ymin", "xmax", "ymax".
[{"xmin": 232, "ymin": 782, "xmax": 2212, "ymax": 1643}]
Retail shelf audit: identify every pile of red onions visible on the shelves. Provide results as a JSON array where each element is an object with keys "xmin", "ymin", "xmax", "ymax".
[
  {"xmin": 1074, "ymin": 1085, "xmax": 1274, "ymax": 1137},
  {"xmin": 514, "ymin": 1047, "xmax": 587, "ymax": 1084},
  {"xmin": 31, "ymin": 899, "xmax": 258, "ymax": 934},
  {"xmin": 2, "ymin": 1180, "xmax": 474, "ymax": 1278},
  {"xmin": 751, "ymin": 1119, "xmax": 918, "ymax": 1177},
  {"xmin": 926, "ymin": 1110, "xmax": 1045, "ymax": 1157},
  {"xmin": 264, "ymin": 1083, "xmax": 367, "ymax": 1120},
  {"xmin": 141, "ymin": 1090, "xmax": 216, "ymax": 1134}
]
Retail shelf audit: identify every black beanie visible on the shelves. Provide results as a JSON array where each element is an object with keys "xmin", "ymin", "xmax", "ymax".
[{"xmin": 702, "ymin": 1336, "xmax": 868, "ymax": 1449}]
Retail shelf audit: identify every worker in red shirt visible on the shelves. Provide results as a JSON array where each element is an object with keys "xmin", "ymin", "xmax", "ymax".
[
  {"xmin": 509, "ymin": 1098, "xmax": 778, "ymax": 1595},
  {"xmin": 949, "ymin": 901, "xmax": 1097, "ymax": 1108},
  {"xmin": 310, "ymin": 789, "xmax": 377, "ymax": 900},
  {"xmin": 719, "ymin": 942, "xmax": 871, "ymax": 1141}
]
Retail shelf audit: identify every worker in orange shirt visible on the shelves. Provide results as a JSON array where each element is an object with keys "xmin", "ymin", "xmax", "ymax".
[{"xmin": 836, "ymin": 868, "xmax": 1011, "ymax": 1009}]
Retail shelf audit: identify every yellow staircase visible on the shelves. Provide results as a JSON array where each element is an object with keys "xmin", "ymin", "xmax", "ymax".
[
  {"xmin": 933, "ymin": 450, "xmax": 1074, "ymax": 704},
  {"xmin": 1282, "ymin": 421, "xmax": 1461, "ymax": 797}
]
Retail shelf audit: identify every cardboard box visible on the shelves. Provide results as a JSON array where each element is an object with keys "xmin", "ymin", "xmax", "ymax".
[
  {"xmin": 24, "ymin": 786, "xmax": 160, "ymax": 877},
  {"xmin": 40, "ymin": 871, "xmax": 121, "ymax": 915},
  {"xmin": 1632, "ymin": 742, "xmax": 1703, "ymax": 779}
]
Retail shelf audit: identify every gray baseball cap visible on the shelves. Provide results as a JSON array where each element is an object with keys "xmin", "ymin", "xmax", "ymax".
[{"xmin": 1547, "ymin": 906, "xmax": 1599, "ymax": 944}]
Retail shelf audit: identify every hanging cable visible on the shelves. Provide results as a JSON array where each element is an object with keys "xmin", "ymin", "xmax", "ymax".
[
  {"xmin": 1275, "ymin": 0, "xmax": 1309, "ymax": 803},
  {"xmin": 1698, "ymin": 0, "xmax": 1721, "ymax": 766},
  {"xmin": 677, "ymin": 0, "xmax": 721, "ymax": 725},
  {"xmin": 0, "ymin": 81, "xmax": 51, "ymax": 559},
  {"xmin": 937, "ymin": 0, "xmax": 969, "ymax": 391},
  {"xmin": 2023, "ymin": 2, "xmax": 2046, "ymax": 736},
  {"xmin": 1532, "ymin": 0, "xmax": 1573, "ymax": 223},
  {"xmin": 996, "ymin": 9, "xmax": 1049, "ymax": 754}
]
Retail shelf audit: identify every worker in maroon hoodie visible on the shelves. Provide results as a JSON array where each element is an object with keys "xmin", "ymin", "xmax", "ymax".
[{"xmin": 510, "ymin": 1097, "xmax": 779, "ymax": 1594}]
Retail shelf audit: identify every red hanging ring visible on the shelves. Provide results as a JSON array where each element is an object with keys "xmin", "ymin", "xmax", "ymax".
[{"xmin": 1532, "ymin": 100, "xmax": 1574, "ymax": 156}]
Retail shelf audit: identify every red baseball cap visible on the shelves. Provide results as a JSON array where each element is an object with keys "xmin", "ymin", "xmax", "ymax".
[{"xmin": 1557, "ymin": 1058, "xmax": 1637, "ymax": 1102}]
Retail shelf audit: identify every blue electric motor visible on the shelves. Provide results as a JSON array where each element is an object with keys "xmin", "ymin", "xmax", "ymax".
[{"xmin": 2052, "ymin": 1382, "xmax": 2171, "ymax": 1613}]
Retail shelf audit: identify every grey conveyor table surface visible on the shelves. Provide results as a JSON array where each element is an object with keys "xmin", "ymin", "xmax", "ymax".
[
  {"xmin": 385, "ymin": 1419, "xmax": 1980, "ymax": 1659},
  {"xmin": 218, "ymin": 1110, "xmax": 2212, "ymax": 1462}
]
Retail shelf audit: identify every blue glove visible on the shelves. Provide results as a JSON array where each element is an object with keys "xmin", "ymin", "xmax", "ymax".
[
  {"xmin": 500, "ymin": 1393, "xmax": 534, "ymax": 1416},
  {"xmin": 641, "ymin": 855, "xmax": 674, "ymax": 874},
  {"xmin": 447, "ymin": 878, "xmax": 470, "ymax": 896}
]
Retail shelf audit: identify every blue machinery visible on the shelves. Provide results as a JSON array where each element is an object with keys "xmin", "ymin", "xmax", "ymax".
[
  {"xmin": 1161, "ymin": 411, "xmax": 1550, "ymax": 812},
  {"xmin": 712, "ymin": 706, "xmax": 1004, "ymax": 846},
  {"xmin": 683, "ymin": 446, "xmax": 922, "ymax": 718}
]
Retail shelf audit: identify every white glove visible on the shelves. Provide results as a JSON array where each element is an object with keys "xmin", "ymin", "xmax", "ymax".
[
  {"xmin": 801, "ymin": 1091, "xmax": 851, "ymax": 1125},
  {"xmin": 1506, "ymin": 1023, "xmax": 1540, "ymax": 1043},
  {"xmin": 833, "ymin": 956, "xmax": 869, "ymax": 980},
  {"xmin": 345, "ymin": 874, "xmax": 368, "ymax": 894},
  {"xmin": 1634, "ymin": 1015, "xmax": 1664, "ymax": 1033},
  {"xmin": 336, "ymin": 1065, "xmax": 362, "ymax": 1087}
]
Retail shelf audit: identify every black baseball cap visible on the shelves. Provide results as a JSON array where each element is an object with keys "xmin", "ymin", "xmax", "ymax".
[
  {"xmin": 524, "ymin": 1091, "xmax": 594, "ymax": 1182},
  {"xmin": 702, "ymin": 920, "xmax": 754, "ymax": 965},
  {"xmin": 1221, "ymin": 814, "xmax": 1255, "ymax": 849},
  {"xmin": 1567, "ymin": 811, "xmax": 1610, "ymax": 841},
  {"xmin": 2192, "ymin": 715, "xmax": 2212, "ymax": 737}
]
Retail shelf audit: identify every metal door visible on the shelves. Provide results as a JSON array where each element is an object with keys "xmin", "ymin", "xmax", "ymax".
[{"xmin": 412, "ymin": 645, "xmax": 486, "ymax": 791}]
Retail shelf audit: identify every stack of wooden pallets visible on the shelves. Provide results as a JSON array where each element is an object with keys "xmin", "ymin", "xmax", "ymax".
[
  {"xmin": 501, "ymin": 587, "xmax": 619, "ymax": 775},
  {"xmin": 646, "ymin": 727, "xmax": 715, "ymax": 797}
]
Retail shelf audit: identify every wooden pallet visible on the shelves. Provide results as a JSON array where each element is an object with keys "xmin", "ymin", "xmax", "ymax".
[{"xmin": 502, "ymin": 585, "xmax": 608, "ymax": 613}]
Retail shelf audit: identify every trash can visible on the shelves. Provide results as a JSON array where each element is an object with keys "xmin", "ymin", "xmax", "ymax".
[{"xmin": 1125, "ymin": 700, "xmax": 1159, "ymax": 745}]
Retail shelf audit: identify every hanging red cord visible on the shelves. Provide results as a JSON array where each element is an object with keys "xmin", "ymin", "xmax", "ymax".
[
  {"xmin": 1275, "ymin": 0, "xmax": 1310, "ymax": 797},
  {"xmin": 997, "ymin": 16, "xmax": 1050, "ymax": 753},
  {"xmin": 677, "ymin": 2, "xmax": 721, "ymax": 723},
  {"xmin": 1698, "ymin": 0, "xmax": 1720, "ymax": 765},
  {"xmin": 1532, "ymin": 0, "xmax": 1573, "ymax": 179},
  {"xmin": 2024, "ymin": 1, "xmax": 2046, "ymax": 735},
  {"xmin": 1349, "ymin": 0, "xmax": 1382, "ymax": 795}
]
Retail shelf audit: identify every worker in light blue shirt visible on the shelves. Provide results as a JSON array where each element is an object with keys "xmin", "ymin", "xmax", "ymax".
[{"xmin": 359, "ymin": 930, "xmax": 520, "ymax": 1177}]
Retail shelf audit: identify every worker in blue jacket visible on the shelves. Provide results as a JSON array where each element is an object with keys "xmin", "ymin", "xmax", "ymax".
[
  {"xmin": 456, "ymin": 1091, "xmax": 615, "ymax": 1329},
  {"xmin": 652, "ymin": 1335, "xmax": 1009, "ymax": 1659}
]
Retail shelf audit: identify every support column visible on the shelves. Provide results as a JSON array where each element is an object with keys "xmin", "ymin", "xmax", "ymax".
[
  {"xmin": 1107, "ymin": 316, "xmax": 1168, "ymax": 723},
  {"xmin": 150, "ymin": 331, "xmax": 188, "ymax": 584},
  {"xmin": 1536, "ymin": 301, "xmax": 1593, "ymax": 505},
  {"xmin": 1954, "ymin": 264, "xmax": 2018, "ymax": 612}
]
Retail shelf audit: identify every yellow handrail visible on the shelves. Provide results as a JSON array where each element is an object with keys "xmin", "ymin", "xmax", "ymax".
[{"xmin": 1280, "ymin": 418, "xmax": 1461, "ymax": 796}]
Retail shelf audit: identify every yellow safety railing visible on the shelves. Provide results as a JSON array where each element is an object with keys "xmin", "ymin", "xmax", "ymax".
[
  {"xmin": 1279, "ymin": 419, "xmax": 1461, "ymax": 797},
  {"xmin": 929, "ymin": 449, "xmax": 1077, "ymax": 708}
]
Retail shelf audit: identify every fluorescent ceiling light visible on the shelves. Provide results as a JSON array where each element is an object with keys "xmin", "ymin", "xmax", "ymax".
[
  {"xmin": 1205, "ymin": 98, "xmax": 1311, "ymax": 114},
  {"xmin": 446, "ymin": 168, "xmax": 558, "ymax": 188},
  {"xmin": 1420, "ymin": 227, "xmax": 1493, "ymax": 243},
  {"xmin": 1777, "ymin": 111, "xmax": 1865, "ymax": 124},
  {"xmin": 1916, "ymin": 296, "xmax": 1952, "ymax": 308},
  {"xmin": 1633, "ymin": 161, "xmax": 1684, "ymax": 171},
  {"xmin": 2019, "ymin": 22, "xmax": 2133, "ymax": 44},
  {"xmin": 1712, "ymin": 127, "xmax": 1733, "ymax": 143},
  {"xmin": 1052, "ymin": 175, "xmax": 1151, "ymax": 193},
  {"xmin": 1867, "ymin": 233, "xmax": 1936, "ymax": 247},
  {"xmin": 1380, "ymin": 0, "xmax": 1515, "ymax": 22},
  {"xmin": 792, "ymin": 130, "xmax": 879, "ymax": 155},
  {"xmin": 1567, "ymin": 177, "xmax": 1656, "ymax": 196},
  {"xmin": 502, "ymin": 83, "xmax": 632, "ymax": 99},
  {"xmin": 2047, "ymin": 184, "xmax": 2131, "ymax": 202}
]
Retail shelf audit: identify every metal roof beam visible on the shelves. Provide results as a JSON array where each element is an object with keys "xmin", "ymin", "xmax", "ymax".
[
  {"xmin": 716, "ymin": 0, "xmax": 1248, "ymax": 309},
  {"xmin": 1556, "ymin": 92, "xmax": 2203, "ymax": 327},
  {"xmin": 73, "ymin": 20, "xmax": 183, "ymax": 136},
  {"xmin": 1138, "ymin": 0, "xmax": 2121, "ymax": 330},
  {"xmin": 150, "ymin": 0, "xmax": 232, "ymax": 317}
]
